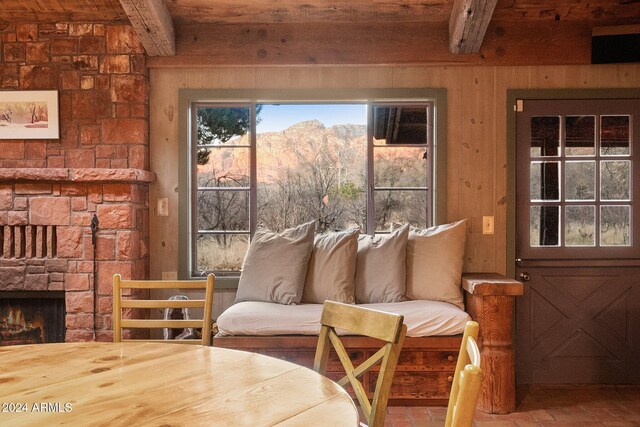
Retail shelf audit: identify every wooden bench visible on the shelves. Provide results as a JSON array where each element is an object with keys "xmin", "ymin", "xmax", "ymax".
[{"xmin": 214, "ymin": 273, "xmax": 523, "ymax": 414}]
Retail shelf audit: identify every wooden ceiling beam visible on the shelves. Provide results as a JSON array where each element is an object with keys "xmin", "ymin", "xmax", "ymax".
[
  {"xmin": 449, "ymin": 0, "xmax": 498, "ymax": 54},
  {"xmin": 118, "ymin": 0, "xmax": 175, "ymax": 56},
  {"xmin": 146, "ymin": 20, "xmax": 592, "ymax": 67}
]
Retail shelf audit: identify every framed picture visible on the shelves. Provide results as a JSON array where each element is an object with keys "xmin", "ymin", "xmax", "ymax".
[{"xmin": 0, "ymin": 90, "xmax": 59, "ymax": 139}]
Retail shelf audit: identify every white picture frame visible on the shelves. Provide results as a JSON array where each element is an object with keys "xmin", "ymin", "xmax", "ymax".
[{"xmin": 0, "ymin": 90, "xmax": 60, "ymax": 139}]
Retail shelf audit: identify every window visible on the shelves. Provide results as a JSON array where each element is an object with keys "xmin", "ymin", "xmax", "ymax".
[
  {"xmin": 179, "ymin": 90, "xmax": 446, "ymax": 278},
  {"xmin": 515, "ymin": 97, "xmax": 640, "ymax": 261},
  {"xmin": 529, "ymin": 114, "xmax": 632, "ymax": 248}
]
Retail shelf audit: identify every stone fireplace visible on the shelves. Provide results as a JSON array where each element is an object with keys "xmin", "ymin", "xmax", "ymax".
[
  {"xmin": 0, "ymin": 22, "xmax": 153, "ymax": 343},
  {"xmin": 0, "ymin": 169, "xmax": 153, "ymax": 342}
]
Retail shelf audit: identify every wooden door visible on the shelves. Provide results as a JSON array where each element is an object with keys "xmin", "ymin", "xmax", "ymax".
[{"xmin": 515, "ymin": 99, "xmax": 640, "ymax": 384}]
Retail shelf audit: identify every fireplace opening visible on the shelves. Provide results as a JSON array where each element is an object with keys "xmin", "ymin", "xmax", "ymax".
[{"xmin": 0, "ymin": 292, "xmax": 65, "ymax": 346}]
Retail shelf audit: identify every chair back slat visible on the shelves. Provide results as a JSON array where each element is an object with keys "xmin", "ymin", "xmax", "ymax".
[
  {"xmin": 113, "ymin": 274, "xmax": 215, "ymax": 346},
  {"xmin": 313, "ymin": 300, "xmax": 406, "ymax": 427},
  {"xmin": 118, "ymin": 280, "xmax": 209, "ymax": 289},
  {"xmin": 466, "ymin": 335, "xmax": 481, "ymax": 367},
  {"xmin": 320, "ymin": 300, "xmax": 404, "ymax": 343},
  {"xmin": 120, "ymin": 299, "xmax": 207, "ymax": 309},
  {"xmin": 445, "ymin": 320, "xmax": 483, "ymax": 427}
]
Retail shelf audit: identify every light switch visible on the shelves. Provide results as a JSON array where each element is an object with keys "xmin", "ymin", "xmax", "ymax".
[
  {"xmin": 482, "ymin": 216, "xmax": 494, "ymax": 235},
  {"xmin": 158, "ymin": 198, "xmax": 169, "ymax": 216}
]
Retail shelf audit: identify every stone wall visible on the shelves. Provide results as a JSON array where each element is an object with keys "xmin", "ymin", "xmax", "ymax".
[
  {"xmin": 1, "ymin": 22, "xmax": 148, "ymax": 169},
  {"xmin": 0, "ymin": 23, "xmax": 152, "ymax": 342}
]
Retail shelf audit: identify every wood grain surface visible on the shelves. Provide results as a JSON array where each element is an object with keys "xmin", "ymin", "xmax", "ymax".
[{"xmin": 0, "ymin": 342, "xmax": 358, "ymax": 426}]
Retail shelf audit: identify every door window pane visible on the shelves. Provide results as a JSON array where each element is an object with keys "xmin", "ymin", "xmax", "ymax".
[
  {"xmin": 600, "ymin": 160, "xmax": 630, "ymax": 201},
  {"xmin": 374, "ymin": 147, "xmax": 427, "ymax": 187},
  {"xmin": 565, "ymin": 161, "xmax": 595, "ymax": 201},
  {"xmin": 565, "ymin": 205, "xmax": 595, "ymax": 246},
  {"xmin": 600, "ymin": 206, "xmax": 631, "ymax": 246},
  {"xmin": 530, "ymin": 205, "xmax": 560, "ymax": 247},
  {"xmin": 375, "ymin": 190, "xmax": 427, "ymax": 231},
  {"xmin": 601, "ymin": 115, "xmax": 630, "ymax": 156},
  {"xmin": 197, "ymin": 147, "xmax": 250, "ymax": 188},
  {"xmin": 196, "ymin": 234, "xmax": 249, "ymax": 272},
  {"xmin": 531, "ymin": 161, "xmax": 560, "ymax": 201},
  {"xmin": 196, "ymin": 190, "xmax": 249, "ymax": 231},
  {"xmin": 531, "ymin": 116, "xmax": 560, "ymax": 157},
  {"xmin": 565, "ymin": 116, "xmax": 595, "ymax": 156}
]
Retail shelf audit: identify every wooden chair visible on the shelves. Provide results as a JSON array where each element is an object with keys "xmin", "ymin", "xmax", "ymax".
[
  {"xmin": 313, "ymin": 300, "xmax": 407, "ymax": 427},
  {"xmin": 445, "ymin": 320, "xmax": 483, "ymax": 427},
  {"xmin": 113, "ymin": 274, "xmax": 215, "ymax": 346}
]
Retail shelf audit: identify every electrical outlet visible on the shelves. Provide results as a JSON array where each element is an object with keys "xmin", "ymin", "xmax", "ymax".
[
  {"xmin": 161, "ymin": 271, "xmax": 177, "ymax": 280},
  {"xmin": 482, "ymin": 216, "xmax": 494, "ymax": 235},
  {"xmin": 157, "ymin": 198, "xmax": 169, "ymax": 216}
]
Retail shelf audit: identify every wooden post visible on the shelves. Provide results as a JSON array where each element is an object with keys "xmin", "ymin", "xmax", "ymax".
[{"xmin": 462, "ymin": 273, "xmax": 523, "ymax": 414}]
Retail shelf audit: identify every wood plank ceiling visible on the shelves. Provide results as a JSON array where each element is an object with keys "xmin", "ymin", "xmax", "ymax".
[{"xmin": 1, "ymin": 0, "xmax": 639, "ymax": 66}]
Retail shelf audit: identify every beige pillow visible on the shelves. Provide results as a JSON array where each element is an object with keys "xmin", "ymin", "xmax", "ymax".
[
  {"xmin": 235, "ymin": 221, "xmax": 316, "ymax": 305},
  {"xmin": 355, "ymin": 224, "xmax": 409, "ymax": 304},
  {"xmin": 302, "ymin": 228, "xmax": 359, "ymax": 304},
  {"xmin": 406, "ymin": 219, "xmax": 468, "ymax": 309}
]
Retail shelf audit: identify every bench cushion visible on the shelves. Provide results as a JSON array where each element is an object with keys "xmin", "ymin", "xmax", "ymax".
[
  {"xmin": 406, "ymin": 219, "xmax": 467, "ymax": 309},
  {"xmin": 302, "ymin": 228, "xmax": 359, "ymax": 304},
  {"xmin": 235, "ymin": 221, "xmax": 316, "ymax": 305},
  {"xmin": 216, "ymin": 300, "xmax": 471, "ymax": 338},
  {"xmin": 355, "ymin": 224, "xmax": 409, "ymax": 304}
]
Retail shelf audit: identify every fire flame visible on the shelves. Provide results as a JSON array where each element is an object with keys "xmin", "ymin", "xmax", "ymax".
[
  {"xmin": 1, "ymin": 307, "xmax": 44, "ymax": 335},
  {"xmin": 7, "ymin": 308, "xmax": 27, "ymax": 329}
]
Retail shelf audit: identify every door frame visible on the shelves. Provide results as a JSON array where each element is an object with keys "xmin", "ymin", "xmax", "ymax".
[{"xmin": 505, "ymin": 89, "xmax": 640, "ymax": 277}]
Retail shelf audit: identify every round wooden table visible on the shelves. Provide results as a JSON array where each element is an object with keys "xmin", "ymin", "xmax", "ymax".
[{"xmin": 0, "ymin": 342, "xmax": 358, "ymax": 426}]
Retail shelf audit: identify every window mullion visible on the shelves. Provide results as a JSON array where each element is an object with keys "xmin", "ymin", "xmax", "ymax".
[
  {"xmin": 249, "ymin": 103, "xmax": 258, "ymax": 239},
  {"xmin": 366, "ymin": 104, "xmax": 375, "ymax": 234},
  {"xmin": 190, "ymin": 103, "xmax": 199, "ymax": 276}
]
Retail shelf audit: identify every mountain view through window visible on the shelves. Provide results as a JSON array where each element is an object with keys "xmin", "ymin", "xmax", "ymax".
[{"xmin": 192, "ymin": 103, "xmax": 432, "ymax": 274}]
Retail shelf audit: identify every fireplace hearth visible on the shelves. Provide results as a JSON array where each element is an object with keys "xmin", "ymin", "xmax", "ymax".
[{"xmin": 0, "ymin": 292, "xmax": 65, "ymax": 346}]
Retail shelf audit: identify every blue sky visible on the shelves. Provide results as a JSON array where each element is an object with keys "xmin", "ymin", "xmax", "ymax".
[{"xmin": 256, "ymin": 103, "xmax": 367, "ymax": 133}]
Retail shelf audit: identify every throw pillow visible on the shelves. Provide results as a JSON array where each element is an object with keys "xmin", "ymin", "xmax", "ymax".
[
  {"xmin": 355, "ymin": 224, "xmax": 409, "ymax": 304},
  {"xmin": 235, "ymin": 220, "xmax": 316, "ymax": 305},
  {"xmin": 302, "ymin": 228, "xmax": 359, "ymax": 304},
  {"xmin": 405, "ymin": 219, "xmax": 468, "ymax": 309}
]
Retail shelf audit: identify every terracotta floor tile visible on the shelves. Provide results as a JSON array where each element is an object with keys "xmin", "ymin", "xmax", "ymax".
[
  {"xmin": 383, "ymin": 386, "xmax": 640, "ymax": 427},
  {"xmin": 606, "ymin": 407, "xmax": 638, "ymax": 416},
  {"xmin": 614, "ymin": 414, "xmax": 640, "ymax": 423},
  {"xmin": 474, "ymin": 421, "xmax": 519, "ymax": 426},
  {"xmin": 427, "ymin": 407, "xmax": 447, "ymax": 421},
  {"xmin": 388, "ymin": 406, "xmax": 410, "ymax": 415},
  {"xmin": 584, "ymin": 407, "xmax": 626, "ymax": 420},
  {"xmin": 601, "ymin": 422, "xmax": 640, "ymax": 427},
  {"xmin": 525, "ymin": 409, "xmax": 556, "ymax": 422},
  {"xmin": 472, "ymin": 410, "xmax": 497, "ymax": 421},
  {"xmin": 551, "ymin": 414, "xmax": 601, "ymax": 422},
  {"xmin": 494, "ymin": 411, "xmax": 538, "ymax": 422},
  {"xmin": 406, "ymin": 407, "xmax": 430, "ymax": 417},
  {"xmin": 539, "ymin": 422, "xmax": 606, "ymax": 427},
  {"xmin": 386, "ymin": 420, "xmax": 413, "ymax": 427}
]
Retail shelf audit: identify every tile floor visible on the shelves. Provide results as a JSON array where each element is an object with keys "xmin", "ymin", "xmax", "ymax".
[{"xmin": 384, "ymin": 386, "xmax": 640, "ymax": 426}]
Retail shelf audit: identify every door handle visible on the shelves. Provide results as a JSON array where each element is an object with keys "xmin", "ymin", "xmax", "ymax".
[{"xmin": 519, "ymin": 272, "xmax": 531, "ymax": 281}]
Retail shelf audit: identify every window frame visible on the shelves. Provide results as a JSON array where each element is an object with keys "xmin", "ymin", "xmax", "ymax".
[{"xmin": 178, "ymin": 89, "xmax": 447, "ymax": 281}]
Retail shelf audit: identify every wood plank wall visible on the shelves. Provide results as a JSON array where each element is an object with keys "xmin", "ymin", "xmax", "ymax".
[{"xmin": 149, "ymin": 64, "xmax": 640, "ymax": 317}]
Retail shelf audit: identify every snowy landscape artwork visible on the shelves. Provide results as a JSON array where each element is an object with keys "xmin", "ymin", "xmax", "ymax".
[{"xmin": 0, "ymin": 90, "xmax": 59, "ymax": 139}]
